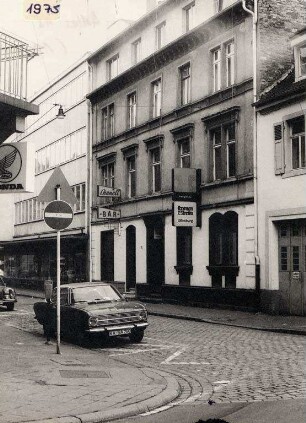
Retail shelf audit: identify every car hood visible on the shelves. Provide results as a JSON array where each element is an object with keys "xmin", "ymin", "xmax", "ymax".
[{"xmin": 72, "ymin": 300, "xmax": 146, "ymax": 315}]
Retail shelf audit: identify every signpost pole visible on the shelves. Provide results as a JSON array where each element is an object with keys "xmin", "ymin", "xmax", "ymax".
[{"xmin": 56, "ymin": 185, "xmax": 61, "ymax": 355}]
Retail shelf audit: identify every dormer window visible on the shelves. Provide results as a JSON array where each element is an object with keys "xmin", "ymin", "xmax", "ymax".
[{"xmin": 296, "ymin": 44, "xmax": 306, "ymax": 80}]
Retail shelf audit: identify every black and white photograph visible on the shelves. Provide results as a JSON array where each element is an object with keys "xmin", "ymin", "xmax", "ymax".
[{"xmin": 0, "ymin": 1, "xmax": 305, "ymax": 422}]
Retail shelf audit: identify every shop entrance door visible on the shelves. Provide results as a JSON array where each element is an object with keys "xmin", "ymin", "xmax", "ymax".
[
  {"xmin": 278, "ymin": 220, "xmax": 306, "ymax": 315},
  {"xmin": 126, "ymin": 225, "xmax": 136, "ymax": 291},
  {"xmin": 144, "ymin": 216, "xmax": 164, "ymax": 295},
  {"xmin": 101, "ymin": 231, "xmax": 114, "ymax": 281}
]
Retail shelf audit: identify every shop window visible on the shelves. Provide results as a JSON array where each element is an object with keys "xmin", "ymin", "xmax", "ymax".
[
  {"xmin": 175, "ymin": 227, "xmax": 193, "ymax": 285},
  {"xmin": 207, "ymin": 211, "xmax": 239, "ymax": 288}
]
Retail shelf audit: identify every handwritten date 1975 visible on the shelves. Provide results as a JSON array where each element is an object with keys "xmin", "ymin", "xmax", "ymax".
[{"xmin": 26, "ymin": 3, "xmax": 60, "ymax": 14}]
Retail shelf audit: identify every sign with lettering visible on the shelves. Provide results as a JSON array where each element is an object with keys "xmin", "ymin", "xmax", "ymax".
[
  {"xmin": 173, "ymin": 201, "xmax": 197, "ymax": 227},
  {"xmin": 97, "ymin": 185, "xmax": 121, "ymax": 198},
  {"xmin": 98, "ymin": 207, "xmax": 121, "ymax": 220},
  {"xmin": 0, "ymin": 142, "xmax": 35, "ymax": 193}
]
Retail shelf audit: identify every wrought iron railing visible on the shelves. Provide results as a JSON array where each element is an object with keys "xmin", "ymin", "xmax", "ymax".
[{"xmin": 0, "ymin": 31, "xmax": 38, "ymax": 100}]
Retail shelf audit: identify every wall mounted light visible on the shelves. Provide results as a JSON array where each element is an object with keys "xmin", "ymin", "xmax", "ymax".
[{"xmin": 53, "ymin": 103, "xmax": 66, "ymax": 119}]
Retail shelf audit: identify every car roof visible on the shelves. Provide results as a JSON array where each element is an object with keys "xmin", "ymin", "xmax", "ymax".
[{"xmin": 59, "ymin": 282, "xmax": 111, "ymax": 289}]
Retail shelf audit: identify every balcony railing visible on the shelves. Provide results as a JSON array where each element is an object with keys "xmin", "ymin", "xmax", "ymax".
[{"xmin": 0, "ymin": 31, "xmax": 38, "ymax": 100}]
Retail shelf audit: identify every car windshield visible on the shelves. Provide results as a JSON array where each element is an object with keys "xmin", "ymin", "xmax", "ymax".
[{"xmin": 72, "ymin": 285, "xmax": 122, "ymax": 304}]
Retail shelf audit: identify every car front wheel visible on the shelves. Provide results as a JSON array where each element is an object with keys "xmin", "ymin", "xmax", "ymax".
[
  {"xmin": 129, "ymin": 329, "xmax": 144, "ymax": 343},
  {"xmin": 6, "ymin": 303, "xmax": 14, "ymax": 311}
]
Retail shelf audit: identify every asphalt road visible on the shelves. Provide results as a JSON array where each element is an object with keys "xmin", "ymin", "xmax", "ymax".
[{"xmin": 1, "ymin": 297, "xmax": 305, "ymax": 423}]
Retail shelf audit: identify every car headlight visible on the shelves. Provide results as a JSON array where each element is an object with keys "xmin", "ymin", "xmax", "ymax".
[
  {"xmin": 139, "ymin": 310, "xmax": 147, "ymax": 320},
  {"xmin": 88, "ymin": 316, "xmax": 98, "ymax": 327}
]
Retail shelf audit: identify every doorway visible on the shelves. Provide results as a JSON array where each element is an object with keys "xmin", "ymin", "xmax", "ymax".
[
  {"xmin": 100, "ymin": 230, "xmax": 114, "ymax": 281},
  {"xmin": 144, "ymin": 215, "xmax": 165, "ymax": 295},
  {"xmin": 278, "ymin": 220, "xmax": 306, "ymax": 315},
  {"xmin": 126, "ymin": 225, "xmax": 136, "ymax": 291}
]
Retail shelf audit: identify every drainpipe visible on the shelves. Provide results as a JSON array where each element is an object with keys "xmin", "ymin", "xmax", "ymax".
[
  {"xmin": 86, "ymin": 62, "xmax": 93, "ymax": 282},
  {"xmin": 242, "ymin": 0, "xmax": 260, "ymax": 295}
]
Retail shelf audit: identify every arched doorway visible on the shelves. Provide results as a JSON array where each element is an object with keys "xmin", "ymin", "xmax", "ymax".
[{"xmin": 126, "ymin": 225, "xmax": 136, "ymax": 291}]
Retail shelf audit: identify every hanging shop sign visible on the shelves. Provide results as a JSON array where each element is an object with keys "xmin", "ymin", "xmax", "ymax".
[
  {"xmin": 172, "ymin": 201, "xmax": 197, "ymax": 227},
  {"xmin": 97, "ymin": 185, "xmax": 121, "ymax": 198},
  {"xmin": 98, "ymin": 207, "xmax": 121, "ymax": 220},
  {"xmin": 0, "ymin": 142, "xmax": 35, "ymax": 193}
]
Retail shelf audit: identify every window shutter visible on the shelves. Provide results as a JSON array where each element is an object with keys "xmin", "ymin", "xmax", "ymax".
[{"xmin": 274, "ymin": 123, "xmax": 284, "ymax": 175}]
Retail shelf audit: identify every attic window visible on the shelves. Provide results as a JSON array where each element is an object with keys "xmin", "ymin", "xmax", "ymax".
[{"xmin": 294, "ymin": 43, "xmax": 306, "ymax": 81}]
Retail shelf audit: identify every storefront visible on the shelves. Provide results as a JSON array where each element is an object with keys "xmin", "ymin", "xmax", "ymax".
[{"xmin": 3, "ymin": 234, "xmax": 88, "ymax": 290}]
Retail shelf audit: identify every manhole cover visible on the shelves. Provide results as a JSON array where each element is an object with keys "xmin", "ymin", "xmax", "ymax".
[{"xmin": 60, "ymin": 370, "xmax": 109, "ymax": 378}]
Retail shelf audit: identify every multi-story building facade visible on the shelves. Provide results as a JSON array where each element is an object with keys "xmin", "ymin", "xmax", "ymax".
[
  {"xmin": 255, "ymin": 27, "xmax": 306, "ymax": 315},
  {"xmin": 0, "ymin": 30, "xmax": 39, "ymax": 271},
  {"xmin": 3, "ymin": 58, "xmax": 89, "ymax": 288},
  {"xmin": 87, "ymin": 0, "xmax": 305, "ymax": 311}
]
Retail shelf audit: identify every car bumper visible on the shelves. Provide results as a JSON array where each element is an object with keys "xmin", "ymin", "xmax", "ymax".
[
  {"xmin": 0, "ymin": 299, "xmax": 17, "ymax": 305},
  {"xmin": 85, "ymin": 322, "xmax": 148, "ymax": 334}
]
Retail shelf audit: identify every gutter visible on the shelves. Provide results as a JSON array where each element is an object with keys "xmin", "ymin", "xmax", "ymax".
[{"xmin": 242, "ymin": 0, "xmax": 260, "ymax": 291}]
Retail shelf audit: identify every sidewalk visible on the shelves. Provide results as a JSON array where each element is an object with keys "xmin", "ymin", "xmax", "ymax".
[{"xmin": 17, "ymin": 287, "xmax": 306, "ymax": 335}]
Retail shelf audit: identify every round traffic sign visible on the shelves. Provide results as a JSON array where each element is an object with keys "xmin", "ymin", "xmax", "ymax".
[{"xmin": 44, "ymin": 200, "xmax": 73, "ymax": 230}]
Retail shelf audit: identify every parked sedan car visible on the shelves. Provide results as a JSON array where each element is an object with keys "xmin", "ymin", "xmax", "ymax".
[
  {"xmin": 33, "ymin": 282, "xmax": 148, "ymax": 344},
  {"xmin": 0, "ymin": 277, "xmax": 17, "ymax": 311}
]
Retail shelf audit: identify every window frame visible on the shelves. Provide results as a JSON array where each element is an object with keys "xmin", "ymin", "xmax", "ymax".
[
  {"xmin": 150, "ymin": 147, "xmax": 162, "ymax": 193},
  {"xmin": 155, "ymin": 21, "xmax": 166, "ymax": 50},
  {"xmin": 151, "ymin": 77, "xmax": 162, "ymax": 118},
  {"xmin": 127, "ymin": 91, "xmax": 137, "ymax": 129},
  {"xmin": 107, "ymin": 54, "xmax": 119, "ymax": 81},
  {"xmin": 179, "ymin": 62, "xmax": 191, "ymax": 106},
  {"xmin": 101, "ymin": 103, "xmax": 115, "ymax": 141},
  {"xmin": 225, "ymin": 40, "xmax": 235, "ymax": 87},
  {"xmin": 294, "ymin": 43, "xmax": 306, "ymax": 81},
  {"xmin": 212, "ymin": 47, "xmax": 221, "ymax": 92},
  {"xmin": 183, "ymin": 1, "xmax": 195, "ymax": 32},
  {"xmin": 127, "ymin": 155, "xmax": 136, "ymax": 198},
  {"xmin": 131, "ymin": 38, "xmax": 142, "ymax": 65}
]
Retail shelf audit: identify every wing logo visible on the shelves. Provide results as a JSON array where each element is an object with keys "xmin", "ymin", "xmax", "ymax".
[{"xmin": 0, "ymin": 145, "xmax": 22, "ymax": 183}]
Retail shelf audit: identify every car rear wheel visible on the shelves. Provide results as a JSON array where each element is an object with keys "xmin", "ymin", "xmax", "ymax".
[
  {"xmin": 129, "ymin": 329, "xmax": 144, "ymax": 343},
  {"xmin": 6, "ymin": 303, "xmax": 14, "ymax": 311}
]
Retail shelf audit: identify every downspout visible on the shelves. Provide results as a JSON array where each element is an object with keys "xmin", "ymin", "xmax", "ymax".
[
  {"xmin": 86, "ymin": 61, "xmax": 93, "ymax": 282},
  {"xmin": 242, "ymin": 0, "xmax": 260, "ymax": 294}
]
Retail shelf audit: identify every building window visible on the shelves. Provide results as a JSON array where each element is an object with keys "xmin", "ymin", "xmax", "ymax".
[
  {"xmin": 73, "ymin": 183, "xmax": 86, "ymax": 212},
  {"xmin": 152, "ymin": 78, "xmax": 162, "ymax": 118},
  {"xmin": 127, "ymin": 92, "xmax": 137, "ymax": 129},
  {"xmin": 291, "ymin": 117, "xmax": 305, "ymax": 170},
  {"xmin": 226, "ymin": 122, "xmax": 236, "ymax": 177},
  {"xmin": 127, "ymin": 155, "xmax": 136, "ymax": 198},
  {"xmin": 225, "ymin": 41, "xmax": 235, "ymax": 87},
  {"xmin": 180, "ymin": 139, "xmax": 191, "ymax": 168},
  {"xmin": 156, "ymin": 21, "xmax": 166, "ymax": 50},
  {"xmin": 101, "ymin": 104, "xmax": 115, "ymax": 140},
  {"xmin": 294, "ymin": 43, "xmax": 306, "ymax": 80},
  {"xmin": 151, "ymin": 147, "xmax": 161, "ymax": 193},
  {"xmin": 213, "ymin": 48, "xmax": 221, "ymax": 92},
  {"xmin": 101, "ymin": 162, "xmax": 115, "ymax": 188},
  {"xmin": 210, "ymin": 122, "xmax": 236, "ymax": 181},
  {"xmin": 184, "ymin": 2, "xmax": 195, "ymax": 32},
  {"xmin": 176, "ymin": 227, "xmax": 193, "ymax": 285},
  {"xmin": 107, "ymin": 54, "xmax": 119, "ymax": 80},
  {"xmin": 180, "ymin": 63, "xmax": 191, "ymax": 105},
  {"xmin": 208, "ymin": 211, "xmax": 239, "ymax": 288},
  {"xmin": 131, "ymin": 38, "xmax": 141, "ymax": 65}
]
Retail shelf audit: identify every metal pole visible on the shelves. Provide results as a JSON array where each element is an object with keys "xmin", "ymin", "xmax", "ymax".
[{"xmin": 56, "ymin": 185, "xmax": 61, "ymax": 354}]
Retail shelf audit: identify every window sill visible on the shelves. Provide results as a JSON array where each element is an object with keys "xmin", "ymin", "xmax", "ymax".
[
  {"xmin": 206, "ymin": 265, "xmax": 239, "ymax": 276},
  {"xmin": 202, "ymin": 174, "xmax": 253, "ymax": 188},
  {"xmin": 174, "ymin": 265, "xmax": 193, "ymax": 275},
  {"xmin": 281, "ymin": 168, "xmax": 306, "ymax": 178}
]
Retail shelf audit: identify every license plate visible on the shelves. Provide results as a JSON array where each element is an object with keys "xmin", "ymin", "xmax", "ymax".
[{"xmin": 109, "ymin": 328, "xmax": 131, "ymax": 336}]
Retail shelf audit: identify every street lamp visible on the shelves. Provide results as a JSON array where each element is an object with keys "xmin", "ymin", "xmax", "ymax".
[{"xmin": 53, "ymin": 104, "xmax": 66, "ymax": 119}]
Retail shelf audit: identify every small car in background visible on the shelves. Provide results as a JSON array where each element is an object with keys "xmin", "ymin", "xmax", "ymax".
[
  {"xmin": 0, "ymin": 277, "xmax": 17, "ymax": 311},
  {"xmin": 33, "ymin": 282, "xmax": 148, "ymax": 344}
]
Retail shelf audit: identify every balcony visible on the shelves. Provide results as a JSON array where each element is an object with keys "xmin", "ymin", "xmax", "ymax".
[{"xmin": 0, "ymin": 31, "xmax": 39, "ymax": 143}]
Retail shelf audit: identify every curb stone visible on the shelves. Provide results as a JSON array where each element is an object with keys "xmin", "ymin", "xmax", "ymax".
[{"xmin": 25, "ymin": 370, "xmax": 180, "ymax": 423}]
